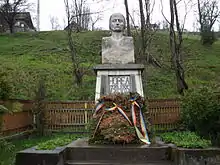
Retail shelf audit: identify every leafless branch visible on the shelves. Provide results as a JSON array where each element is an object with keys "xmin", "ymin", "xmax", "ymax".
[
  {"xmin": 91, "ymin": 13, "xmax": 102, "ymax": 30},
  {"xmin": 181, "ymin": 0, "xmax": 194, "ymax": 32},
  {"xmin": 160, "ymin": 0, "xmax": 171, "ymax": 24},
  {"xmin": 197, "ymin": 0, "xmax": 220, "ymax": 44}
]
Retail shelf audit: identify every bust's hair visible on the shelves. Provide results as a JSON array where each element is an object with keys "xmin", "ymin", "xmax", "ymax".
[{"xmin": 109, "ymin": 13, "xmax": 125, "ymax": 31}]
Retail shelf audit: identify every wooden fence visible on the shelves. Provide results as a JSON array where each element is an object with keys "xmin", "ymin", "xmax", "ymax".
[
  {"xmin": 45, "ymin": 101, "xmax": 95, "ymax": 132},
  {"xmin": 0, "ymin": 111, "xmax": 33, "ymax": 137},
  {"xmin": 148, "ymin": 99, "xmax": 181, "ymax": 131},
  {"xmin": 45, "ymin": 99, "xmax": 181, "ymax": 132},
  {"xmin": 0, "ymin": 99, "xmax": 181, "ymax": 136}
]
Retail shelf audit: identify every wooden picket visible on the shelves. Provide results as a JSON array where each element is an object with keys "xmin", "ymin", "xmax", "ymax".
[
  {"xmin": 46, "ymin": 109, "xmax": 94, "ymax": 132},
  {"xmin": 44, "ymin": 99, "xmax": 180, "ymax": 132},
  {"xmin": 148, "ymin": 99, "xmax": 181, "ymax": 131},
  {"xmin": 0, "ymin": 99, "xmax": 181, "ymax": 136}
]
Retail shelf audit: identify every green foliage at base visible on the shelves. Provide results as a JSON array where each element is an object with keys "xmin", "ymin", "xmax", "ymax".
[
  {"xmin": 181, "ymin": 87, "xmax": 220, "ymax": 146},
  {"xmin": 0, "ymin": 134, "xmax": 86, "ymax": 165},
  {"xmin": 0, "ymin": 71, "xmax": 12, "ymax": 100},
  {"xmin": 36, "ymin": 134, "xmax": 84, "ymax": 150},
  {"xmin": 0, "ymin": 139, "xmax": 15, "ymax": 153},
  {"xmin": 0, "ymin": 135, "xmax": 58, "ymax": 165},
  {"xmin": 201, "ymin": 30, "xmax": 217, "ymax": 45},
  {"xmin": 0, "ymin": 139, "xmax": 15, "ymax": 165},
  {"xmin": 0, "ymin": 105, "xmax": 8, "ymax": 113},
  {"xmin": 160, "ymin": 131, "xmax": 211, "ymax": 148}
]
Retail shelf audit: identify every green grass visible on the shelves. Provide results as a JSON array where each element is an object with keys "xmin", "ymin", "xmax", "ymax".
[
  {"xmin": 1, "ymin": 30, "xmax": 220, "ymax": 100},
  {"xmin": 36, "ymin": 134, "xmax": 85, "ymax": 150},
  {"xmin": 0, "ymin": 135, "xmax": 55, "ymax": 165},
  {"xmin": 0, "ymin": 133, "xmax": 85, "ymax": 165},
  {"xmin": 159, "ymin": 131, "xmax": 212, "ymax": 148}
]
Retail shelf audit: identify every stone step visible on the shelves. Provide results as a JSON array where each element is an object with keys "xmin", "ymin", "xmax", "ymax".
[
  {"xmin": 65, "ymin": 160, "xmax": 173, "ymax": 165},
  {"xmin": 66, "ymin": 146, "xmax": 171, "ymax": 163}
]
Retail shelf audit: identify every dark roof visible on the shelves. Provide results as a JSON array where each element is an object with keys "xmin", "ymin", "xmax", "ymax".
[
  {"xmin": 64, "ymin": 21, "xmax": 86, "ymax": 31},
  {"xmin": 0, "ymin": 12, "xmax": 35, "ymax": 29}
]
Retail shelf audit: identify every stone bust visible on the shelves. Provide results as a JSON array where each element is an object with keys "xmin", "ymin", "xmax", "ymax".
[{"xmin": 102, "ymin": 13, "xmax": 135, "ymax": 64}]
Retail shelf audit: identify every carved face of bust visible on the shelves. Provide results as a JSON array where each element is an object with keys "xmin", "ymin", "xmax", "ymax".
[{"xmin": 109, "ymin": 13, "xmax": 125, "ymax": 32}]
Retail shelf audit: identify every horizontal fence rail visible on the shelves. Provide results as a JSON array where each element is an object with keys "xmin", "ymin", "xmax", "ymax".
[
  {"xmin": 148, "ymin": 99, "xmax": 181, "ymax": 131},
  {"xmin": 0, "ymin": 111, "xmax": 33, "ymax": 137},
  {"xmin": 46, "ymin": 109, "xmax": 94, "ymax": 132},
  {"xmin": 0, "ymin": 99, "xmax": 181, "ymax": 136}
]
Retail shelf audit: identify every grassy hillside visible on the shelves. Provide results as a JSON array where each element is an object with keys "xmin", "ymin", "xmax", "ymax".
[{"xmin": 0, "ymin": 30, "xmax": 220, "ymax": 100}]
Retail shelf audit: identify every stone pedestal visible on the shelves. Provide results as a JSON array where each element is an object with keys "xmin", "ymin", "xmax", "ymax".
[{"xmin": 94, "ymin": 64, "xmax": 145, "ymax": 101}]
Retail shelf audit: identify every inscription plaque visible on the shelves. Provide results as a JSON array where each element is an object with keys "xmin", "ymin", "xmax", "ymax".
[{"xmin": 109, "ymin": 75, "xmax": 132, "ymax": 93}]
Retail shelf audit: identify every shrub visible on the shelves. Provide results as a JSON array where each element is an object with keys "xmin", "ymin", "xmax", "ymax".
[
  {"xmin": 160, "ymin": 131, "xmax": 211, "ymax": 148},
  {"xmin": 0, "ymin": 72, "xmax": 12, "ymax": 100},
  {"xmin": 3, "ymin": 101, "xmax": 23, "ymax": 113},
  {"xmin": 0, "ymin": 105, "xmax": 8, "ymax": 114},
  {"xmin": 200, "ymin": 30, "xmax": 217, "ymax": 45},
  {"xmin": 0, "ymin": 139, "xmax": 15, "ymax": 152},
  {"xmin": 32, "ymin": 79, "xmax": 47, "ymax": 136},
  {"xmin": 181, "ymin": 87, "xmax": 220, "ymax": 146},
  {"xmin": 36, "ymin": 134, "xmax": 84, "ymax": 150}
]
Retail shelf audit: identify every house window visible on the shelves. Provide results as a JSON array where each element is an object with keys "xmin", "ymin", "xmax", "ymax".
[{"xmin": 15, "ymin": 21, "xmax": 20, "ymax": 26}]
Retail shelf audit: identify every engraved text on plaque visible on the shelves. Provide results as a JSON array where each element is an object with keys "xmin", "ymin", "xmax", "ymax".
[{"xmin": 109, "ymin": 76, "xmax": 131, "ymax": 93}]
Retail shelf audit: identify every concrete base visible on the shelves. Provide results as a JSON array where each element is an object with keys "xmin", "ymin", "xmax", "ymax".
[
  {"xmin": 172, "ymin": 148, "xmax": 220, "ymax": 165},
  {"xmin": 94, "ymin": 64, "xmax": 145, "ymax": 102},
  {"xmin": 15, "ymin": 138, "xmax": 220, "ymax": 165},
  {"xmin": 15, "ymin": 146, "xmax": 66, "ymax": 165}
]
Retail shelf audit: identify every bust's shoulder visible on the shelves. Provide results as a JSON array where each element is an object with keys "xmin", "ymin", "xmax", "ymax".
[
  {"xmin": 102, "ymin": 36, "xmax": 111, "ymax": 40},
  {"xmin": 124, "ymin": 36, "xmax": 133, "ymax": 40},
  {"xmin": 123, "ymin": 36, "xmax": 134, "ymax": 44},
  {"xmin": 102, "ymin": 37, "xmax": 111, "ymax": 43}
]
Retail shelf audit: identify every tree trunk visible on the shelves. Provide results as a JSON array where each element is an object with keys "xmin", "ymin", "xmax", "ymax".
[
  {"xmin": 145, "ymin": 0, "xmax": 150, "ymax": 28},
  {"xmin": 138, "ymin": 0, "xmax": 146, "ymax": 55},
  {"xmin": 74, "ymin": 68, "xmax": 84, "ymax": 87},
  {"xmin": 9, "ymin": 23, "xmax": 14, "ymax": 33},
  {"xmin": 124, "ymin": 0, "xmax": 131, "ymax": 36},
  {"xmin": 169, "ymin": 0, "xmax": 188, "ymax": 95}
]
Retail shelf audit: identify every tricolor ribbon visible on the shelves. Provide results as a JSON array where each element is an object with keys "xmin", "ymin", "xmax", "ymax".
[
  {"xmin": 93, "ymin": 97, "xmax": 150, "ymax": 145},
  {"xmin": 93, "ymin": 101, "xmax": 105, "ymax": 117},
  {"xmin": 130, "ymin": 98, "xmax": 150, "ymax": 145},
  {"xmin": 106, "ymin": 103, "xmax": 132, "ymax": 126}
]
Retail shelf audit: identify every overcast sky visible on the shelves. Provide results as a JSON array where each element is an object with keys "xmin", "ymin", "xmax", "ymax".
[{"xmin": 29, "ymin": 0, "xmax": 219, "ymax": 31}]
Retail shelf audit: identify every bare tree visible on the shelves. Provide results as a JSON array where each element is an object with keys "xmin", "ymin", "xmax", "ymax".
[
  {"xmin": 162, "ymin": 20, "xmax": 169, "ymax": 30},
  {"xmin": 64, "ymin": 0, "xmax": 96, "ymax": 86},
  {"xmin": 197, "ymin": 0, "xmax": 220, "ymax": 45},
  {"xmin": 68, "ymin": 0, "xmax": 111, "ymax": 31},
  {"xmin": 0, "ymin": 0, "xmax": 29, "ymax": 33},
  {"xmin": 64, "ymin": 0, "xmax": 81, "ymax": 86},
  {"xmin": 49, "ymin": 15, "xmax": 61, "ymax": 30},
  {"xmin": 136, "ymin": 0, "xmax": 160, "ymax": 67},
  {"xmin": 145, "ymin": 0, "xmax": 155, "ymax": 28},
  {"xmin": 81, "ymin": 5, "xmax": 90, "ymax": 30},
  {"xmin": 135, "ymin": 0, "xmax": 161, "ymax": 96},
  {"xmin": 68, "ymin": 0, "xmax": 91, "ymax": 32},
  {"xmin": 138, "ymin": 0, "xmax": 146, "ymax": 56},
  {"xmin": 124, "ymin": 0, "xmax": 131, "ymax": 36},
  {"xmin": 163, "ymin": 0, "xmax": 188, "ymax": 95},
  {"xmin": 91, "ymin": 13, "xmax": 102, "ymax": 31},
  {"xmin": 32, "ymin": 78, "xmax": 47, "ymax": 136}
]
